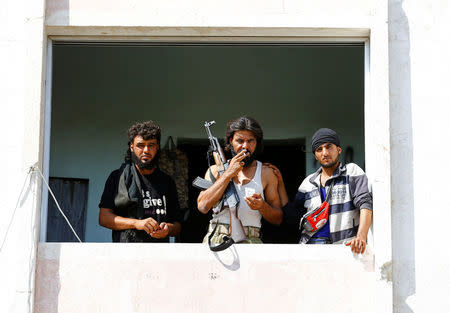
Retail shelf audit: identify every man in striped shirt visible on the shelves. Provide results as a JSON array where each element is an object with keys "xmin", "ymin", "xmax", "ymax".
[{"xmin": 279, "ymin": 128, "xmax": 372, "ymax": 253}]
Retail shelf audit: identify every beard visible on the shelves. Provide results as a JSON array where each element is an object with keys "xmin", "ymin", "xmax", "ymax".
[
  {"xmin": 231, "ymin": 147, "xmax": 256, "ymax": 167},
  {"xmin": 131, "ymin": 150, "xmax": 159, "ymax": 170},
  {"xmin": 320, "ymin": 158, "xmax": 339, "ymax": 169}
]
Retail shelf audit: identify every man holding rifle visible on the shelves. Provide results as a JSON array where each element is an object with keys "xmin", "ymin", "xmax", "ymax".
[{"xmin": 197, "ymin": 116, "xmax": 283, "ymax": 245}]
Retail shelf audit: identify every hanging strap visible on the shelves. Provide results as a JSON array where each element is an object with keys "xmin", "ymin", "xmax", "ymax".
[
  {"xmin": 208, "ymin": 222, "xmax": 235, "ymax": 251},
  {"xmin": 208, "ymin": 167, "xmax": 216, "ymax": 183},
  {"xmin": 324, "ymin": 179, "xmax": 335, "ymax": 203},
  {"xmin": 163, "ymin": 136, "xmax": 176, "ymax": 150},
  {"xmin": 205, "ymin": 166, "xmax": 242, "ymax": 251}
]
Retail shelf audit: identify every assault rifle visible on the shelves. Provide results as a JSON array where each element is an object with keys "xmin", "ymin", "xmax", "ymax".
[{"xmin": 192, "ymin": 121, "xmax": 247, "ymax": 251}]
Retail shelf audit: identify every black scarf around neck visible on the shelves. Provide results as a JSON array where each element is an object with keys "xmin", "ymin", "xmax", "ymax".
[{"xmin": 114, "ymin": 162, "xmax": 144, "ymax": 219}]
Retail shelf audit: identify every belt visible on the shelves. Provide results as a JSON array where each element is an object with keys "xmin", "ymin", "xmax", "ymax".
[
  {"xmin": 307, "ymin": 237, "xmax": 332, "ymax": 244},
  {"xmin": 208, "ymin": 222, "xmax": 261, "ymax": 238}
]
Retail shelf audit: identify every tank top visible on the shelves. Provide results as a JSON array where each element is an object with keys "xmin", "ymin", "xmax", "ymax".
[{"xmin": 212, "ymin": 161, "xmax": 264, "ymax": 228}]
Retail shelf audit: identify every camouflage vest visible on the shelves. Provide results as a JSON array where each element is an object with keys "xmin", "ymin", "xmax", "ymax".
[{"xmin": 158, "ymin": 136, "xmax": 189, "ymax": 209}]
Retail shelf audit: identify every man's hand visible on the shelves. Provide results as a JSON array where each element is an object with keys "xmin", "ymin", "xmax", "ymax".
[
  {"xmin": 225, "ymin": 149, "xmax": 248, "ymax": 178},
  {"xmin": 345, "ymin": 235, "xmax": 367, "ymax": 254},
  {"xmin": 197, "ymin": 150, "xmax": 247, "ymax": 214},
  {"xmin": 150, "ymin": 222, "xmax": 170, "ymax": 239},
  {"xmin": 197, "ymin": 149, "xmax": 251, "ymax": 214},
  {"xmin": 245, "ymin": 193, "xmax": 265, "ymax": 211},
  {"xmin": 346, "ymin": 209, "xmax": 372, "ymax": 254},
  {"xmin": 263, "ymin": 163, "xmax": 289, "ymax": 207},
  {"xmin": 263, "ymin": 163, "xmax": 283, "ymax": 186},
  {"xmin": 134, "ymin": 217, "xmax": 160, "ymax": 235}
]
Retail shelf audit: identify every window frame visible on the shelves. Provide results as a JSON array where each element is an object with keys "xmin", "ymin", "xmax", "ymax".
[{"xmin": 40, "ymin": 28, "xmax": 391, "ymax": 282}]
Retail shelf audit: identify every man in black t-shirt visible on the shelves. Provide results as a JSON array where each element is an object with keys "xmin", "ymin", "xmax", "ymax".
[{"xmin": 99, "ymin": 121, "xmax": 181, "ymax": 242}]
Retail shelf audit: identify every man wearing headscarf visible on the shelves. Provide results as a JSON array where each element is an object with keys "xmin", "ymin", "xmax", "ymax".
[{"xmin": 271, "ymin": 128, "xmax": 372, "ymax": 253}]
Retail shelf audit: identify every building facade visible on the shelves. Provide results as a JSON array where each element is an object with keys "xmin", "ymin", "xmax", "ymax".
[{"xmin": 1, "ymin": 1, "xmax": 449, "ymax": 312}]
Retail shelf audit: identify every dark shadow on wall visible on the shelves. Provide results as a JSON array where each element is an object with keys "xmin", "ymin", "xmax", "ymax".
[{"xmin": 388, "ymin": 1, "xmax": 415, "ymax": 312}]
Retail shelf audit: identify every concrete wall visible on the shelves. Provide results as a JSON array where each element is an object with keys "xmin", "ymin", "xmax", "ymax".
[
  {"xmin": 39, "ymin": 1, "xmax": 393, "ymax": 311},
  {"xmin": 7, "ymin": 0, "xmax": 438, "ymax": 312},
  {"xmin": 49, "ymin": 44, "xmax": 365, "ymax": 242},
  {"xmin": 0, "ymin": 1, "xmax": 46, "ymax": 312},
  {"xmin": 388, "ymin": 1, "xmax": 450, "ymax": 312},
  {"xmin": 35, "ymin": 243, "xmax": 380, "ymax": 313}
]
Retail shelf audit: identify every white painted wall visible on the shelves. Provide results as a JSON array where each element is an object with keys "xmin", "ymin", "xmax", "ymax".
[
  {"xmin": 0, "ymin": 1, "xmax": 46, "ymax": 313},
  {"xmin": 389, "ymin": 1, "xmax": 415, "ymax": 312},
  {"xmin": 35, "ymin": 243, "xmax": 380, "ymax": 313},
  {"xmin": 388, "ymin": 1, "xmax": 450, "ymax": 312},
  {"xmin": 12, "ymin": 0, "xmax": 450, "ymax": 312},
  {"xmin": 40, "ymin": 1, "xmax": 392, "ymax": 312}
]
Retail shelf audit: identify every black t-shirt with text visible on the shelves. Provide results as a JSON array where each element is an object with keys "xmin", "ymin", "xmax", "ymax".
[{"xmin": 99, "ymin": 167, "xmax": 180, "ymax": 242}]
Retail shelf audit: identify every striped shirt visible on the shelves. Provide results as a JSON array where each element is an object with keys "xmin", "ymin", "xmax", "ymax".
[{"xmin": 283, "ymin": 163, "xmax": 373, "ymax": 244}]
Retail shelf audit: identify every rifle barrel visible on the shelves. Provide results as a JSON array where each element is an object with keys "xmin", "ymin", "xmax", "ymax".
[{"xmin": 204, "ymin": 121, "xmax": 216, "ymax": 139}]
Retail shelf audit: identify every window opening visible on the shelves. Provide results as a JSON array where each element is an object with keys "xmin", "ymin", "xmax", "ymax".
[{"xmin": 45, "ymin": 41, "xmax": 365, "ymax": 243}]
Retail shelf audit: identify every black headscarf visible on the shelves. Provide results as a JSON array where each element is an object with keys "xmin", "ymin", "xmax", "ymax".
[{"xmin": 311, "ymin": 128, "xmax": 341, "ymax": 152}]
